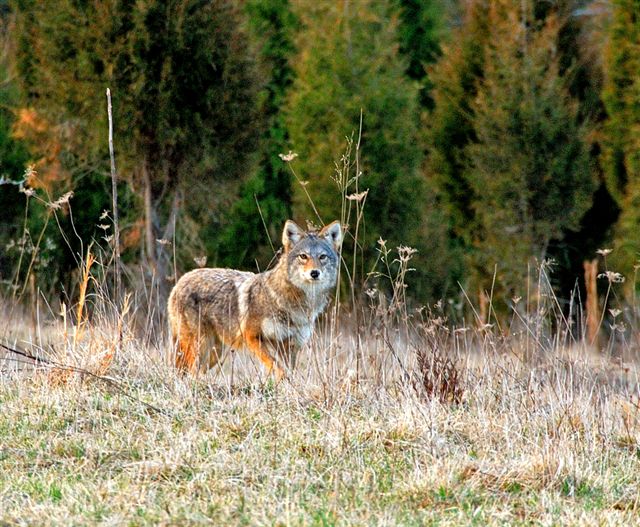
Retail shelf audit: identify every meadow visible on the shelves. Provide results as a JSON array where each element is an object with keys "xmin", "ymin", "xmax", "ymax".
[
  {"xmin": 3, "ymin": 2, "xmax": 640, "ymax": 524},
  {"xmin": 1, "ymin": 258, "xmax": 639, "ymax": 526}
]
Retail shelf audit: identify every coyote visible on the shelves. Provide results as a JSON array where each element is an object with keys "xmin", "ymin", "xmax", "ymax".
[{"xmin": 168, "ymin": 220, "xmax": 342, "ymax": 378}]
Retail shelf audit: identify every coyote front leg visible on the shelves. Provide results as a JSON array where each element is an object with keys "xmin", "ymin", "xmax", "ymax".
[{"xmin": 244, "ymin": 332, "xmax": 285, "ymax": 380}]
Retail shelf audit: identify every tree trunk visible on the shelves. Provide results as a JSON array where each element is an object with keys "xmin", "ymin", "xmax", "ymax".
[
  {"xmin": 142, "ymin": 159, "xmax": 176, "ymax": 332},
  {"xmin": 157, "ymin": 190, "xmax": 180, "ymax": 287}
]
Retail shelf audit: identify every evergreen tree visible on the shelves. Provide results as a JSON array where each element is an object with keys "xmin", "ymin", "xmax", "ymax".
[
  {"xmin": 395, "ymin": 0, "xmax": 446, "ymax": 109},
  {"xmin": 12, "ymin": 0, "xmax": 261, "ymax": 289},
  {"xmin": 285, "ymin": 0, "xmax": 449, "ymax": 298},
  {"xmin": 425, "ymin": 0, "xmax": 489, "ymax": 248},
  {"xmin": 465, "ymin": 1, "xmax": 594, "ymax": 302},
  {"xmin": 601, "ymin": 0, "xmax": 640, "ymax": 279},
  {"xmin": 216, "ymin": 0, "xmax": 296, "ymax": 270},
  {"xmin": 546, "ymin": 0, "xmax": 620, "ymax": 301},
  {"xmin": 0, "ymin": 18, "xmax": 29, "ymax": 285},
  {"xmin": 422, "ymin": 0, "xmax": 490, "ymax": 295}
]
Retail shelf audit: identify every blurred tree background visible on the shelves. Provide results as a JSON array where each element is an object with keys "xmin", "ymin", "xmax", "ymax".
[{"xmin": 0, "ymin": 0, "xmax": 638, "ymax": 315}]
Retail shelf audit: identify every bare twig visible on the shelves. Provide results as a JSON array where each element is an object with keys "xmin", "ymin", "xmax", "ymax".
[{"xmin": 106, "ymin": 88, "xmax": 121, "ymax": 305}]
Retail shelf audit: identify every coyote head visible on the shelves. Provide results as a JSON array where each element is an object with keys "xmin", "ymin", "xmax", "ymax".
[{"xmin": 281, "ymin": 220, "xmax": 342, "ymax": 291}]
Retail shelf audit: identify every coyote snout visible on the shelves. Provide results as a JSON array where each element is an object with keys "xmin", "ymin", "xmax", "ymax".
[{"xmin": 167, "ymin": 220, "xmax": 343, "ymax": 378}]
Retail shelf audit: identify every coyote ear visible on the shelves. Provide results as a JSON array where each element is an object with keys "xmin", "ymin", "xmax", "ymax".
[
  {"xmin": 282, "ymin": 220, "xmax": 305, "ymax": 250},
  {"xmin": 320, "ymin": 220, "xmax": 343, "ymax": 251}
]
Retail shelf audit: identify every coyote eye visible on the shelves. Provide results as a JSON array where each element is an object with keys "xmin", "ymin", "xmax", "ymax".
[
  {"xmin": 298, "ymin": 253, "xmax": 308, "ymax": 261},
  {"xmin": 319, "ymin": 254, "xmax": 328, "ymax": 262}
]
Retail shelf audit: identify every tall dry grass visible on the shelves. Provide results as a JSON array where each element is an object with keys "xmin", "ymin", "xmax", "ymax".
[{"xmin": 1, "ymin": 145, "xmax": 640, "ymax": 525}]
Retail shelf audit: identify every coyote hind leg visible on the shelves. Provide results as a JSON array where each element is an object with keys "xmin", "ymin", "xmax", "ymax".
[
  {"xmin": 201, "ymin": 335, "xmax": 224, "ymax": 372},
  {"xmin": 172, "ymin": 318, "xmax": 226, "ymax": 375},
  {"xmin": 172, "ymin": 317, "xmax": 203, "ymax": 374}
]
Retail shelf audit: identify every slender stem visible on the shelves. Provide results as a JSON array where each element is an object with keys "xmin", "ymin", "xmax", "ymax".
[{"xmin": 106, "ymin": 88, "xmax": 121, "ymax": 305}]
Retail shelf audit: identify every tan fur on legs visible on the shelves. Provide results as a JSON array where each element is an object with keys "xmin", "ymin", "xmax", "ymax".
[
  {"xmin": 274, "ymin": 338, "xmax": 297, "ymax": 371},
  {"xmin": 244, "ymin": 332, "xmax": 285, "ymax": 381},
  {"xmin": 173, "ymin": 320, "xmax": 201, "ymax": 374},
  {"xmin": 200, "ymin": 334, "xmax": 225, "ymax": 372}
]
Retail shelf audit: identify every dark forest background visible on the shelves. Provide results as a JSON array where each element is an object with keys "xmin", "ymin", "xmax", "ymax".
[{"xmin": 0, "ymin": 0, "xmax": 638, "ymax": 316}]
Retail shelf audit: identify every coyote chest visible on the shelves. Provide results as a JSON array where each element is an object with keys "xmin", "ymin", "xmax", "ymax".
[
  {"xmin": 238, "ymin": 273, "xmax": 328, "ymax": 349},
  {"xmin": 259, "ymin": 305, "xmax": 323, "ymax": 347},
  {"xmin": 261, "ymin": 316, "xmax": 312, "ymax": 346}
]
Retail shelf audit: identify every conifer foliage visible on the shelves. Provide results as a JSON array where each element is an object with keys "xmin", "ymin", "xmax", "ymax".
[
  {"xmin": 602, "ymin": 0, "xmax": 640, "ymax": 281},
  {"xmin": 216, "ymin": 0, "xmax": 296, "ymax": 270},
  {"xmin": 425, "ymin": 0, "xmax": 489, "ymax": 248},
  {"xmin": 0, "ymin": 39, "xmax": 29, "ymax": 281},
  {"xmin": 285, "ymin": 0, "xmax": 428, "ymax": 285},
  {"xmin": 464, "ymin": 2, "xmax": 594, "ymax": 299},
  {"xmin": 2, "ymin": 0, "xmax": 639, "ymax": 310},
  {"xmin": 395, "ymin": 0, "xmax": 446, "ymax": 109},
  {"xmin": 13, "ymin": 0, "xmax": 261, "ymax": 285}
]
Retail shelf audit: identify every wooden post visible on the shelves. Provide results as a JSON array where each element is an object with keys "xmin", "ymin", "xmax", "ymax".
[
  {"xmin": 142, "ymin": 158, "xmax": 157, "ymax": 273},
  {"xmin": 584, "ymin": 258, "xmax": 599, "ymax": 344},
  {"xmin": 478, "ymin": 286, "xmax": 488, "ymax": 327}
]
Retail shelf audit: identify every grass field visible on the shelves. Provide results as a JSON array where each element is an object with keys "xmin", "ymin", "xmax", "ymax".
[{"xmin": 2, "ymin": 289, "xmax": 640, "ymax": 526}]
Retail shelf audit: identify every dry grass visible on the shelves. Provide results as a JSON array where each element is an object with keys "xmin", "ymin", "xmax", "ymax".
[
  {"xmin": 1, "ymin": 287, "xmax": 640, "ymax": 526},
  {"xmin": 2, "ymin": 150, "xmax": 639, "ymax": 525}
]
